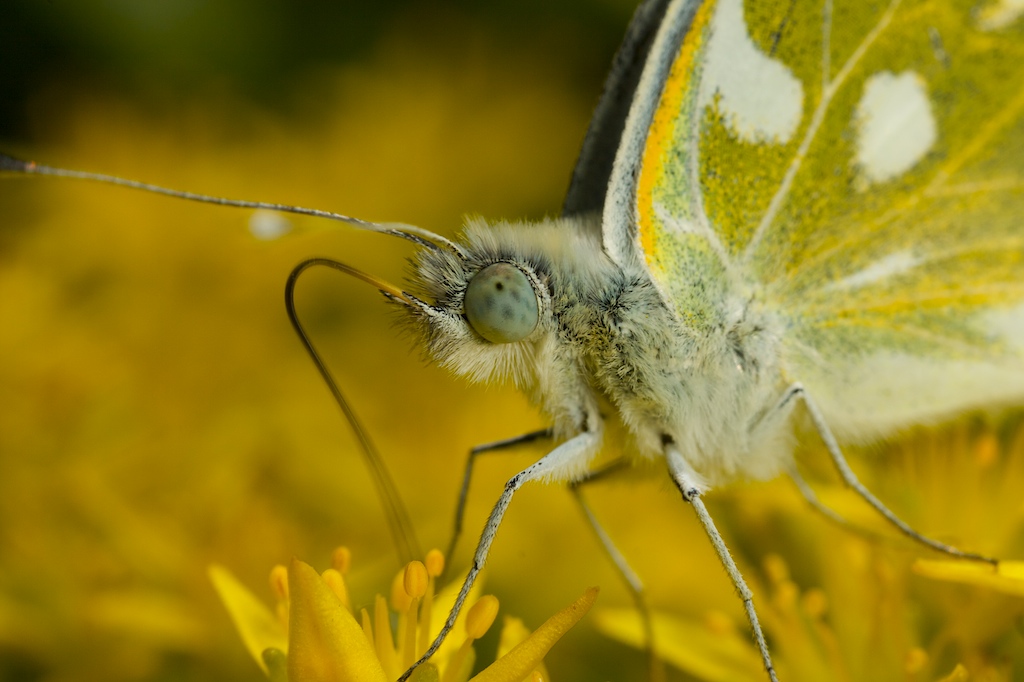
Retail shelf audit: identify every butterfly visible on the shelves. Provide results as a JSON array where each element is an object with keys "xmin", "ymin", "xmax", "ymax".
[
  {"xmin": 393, "ymin": 0, "xmax": 1024, "ymax": 677},
  {"xmin": 5, "ymin": 0, "xmax": 1023, "ymax": 679},
  {"xmin": 382, "ymin": 0, "xmax": 1023, "ymax": 677}
]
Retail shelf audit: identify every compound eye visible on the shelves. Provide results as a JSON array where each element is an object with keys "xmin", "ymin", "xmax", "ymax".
[{"xmin": 464, "ymin": 262, "xmax": 539, "ymax": 344}]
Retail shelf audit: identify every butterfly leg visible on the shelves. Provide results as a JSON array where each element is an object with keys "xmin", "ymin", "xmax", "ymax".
[
  {"xmin": 665, "ymin": 445, "xmax": 779, "ymax": 682},
  {"xmin": 757, "ymin": 385, "xmax": 891, "ymax": 542},
  {"xmin": 794, "ymin": 383, "xmax": 997, "ymax": 565},
  {"xmin": 569, "ymin": 460, "xmax": 666, "ymax": 682},
  {"xmin": 399, "ymin": 428, "xmax": 602, "ymax": 682},
  {"xmin": 444, "ymin": 428, "xmax": 554, "ymax": 574},
  {"xmin": 786, "ymin": 464, "xmax": 902, "ymax": 545}
]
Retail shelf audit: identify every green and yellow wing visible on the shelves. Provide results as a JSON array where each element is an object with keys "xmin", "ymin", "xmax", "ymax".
[{"xmin": 616, "ymin": 0, "xmax": 1024, "ymax": 439}]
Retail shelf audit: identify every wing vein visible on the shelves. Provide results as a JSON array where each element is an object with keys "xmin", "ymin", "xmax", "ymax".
[
  {"xmin": 927, "ymin": 83, "xmax": 1024, "ymax": 195},
  {"xmin": 742, "ymin": 0, "xmax": 903, "ymax": 264},
  {"xmin": 929, "ymin": 177, "xmax": 1024, "ymax": 196},
  {"xmin": 788, "ymin": 233, "xmax": 1024, "ymax": 299},
  {"xmin": 802, "ymin": 282, "xmax": 1024, "ymax": 319}
]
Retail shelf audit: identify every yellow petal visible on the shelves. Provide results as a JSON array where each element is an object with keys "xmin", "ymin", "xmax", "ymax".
[
  {"xmin": 469, "ymin": 588, "xmax": 598, "ymax": 682},
  {"xmin": 593, "ymin": 608, "xmax": 763, "ymax": 681},
  {"xmin": 913, "ymin": 559, "xmax": 1024, "ymax": 598},
  {"xmin": 208, "ymin": 564, "xmax": 288, "ymax": 674},
  {"xmin": 288, "ymin": 558, "xmax": 388, "ymax": 682}
]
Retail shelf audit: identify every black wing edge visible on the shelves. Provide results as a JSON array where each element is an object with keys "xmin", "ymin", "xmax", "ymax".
[{"xmin": 562, "ymin": 0, "xmax": 675, "ymax": 218}]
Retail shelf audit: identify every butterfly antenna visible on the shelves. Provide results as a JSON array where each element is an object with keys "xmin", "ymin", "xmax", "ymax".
[
  {"xmin": 287, "ymin": 258, "xmax": 424, "ymax": 565},
  {"xmin": 0, "ymin": 152, "xmax": 467, "ymax": 254}
]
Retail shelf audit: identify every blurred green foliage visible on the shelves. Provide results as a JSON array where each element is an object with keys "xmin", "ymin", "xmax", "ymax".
[{"xmin": 0, "ymin": 0, "xmax": 634, "ymax": 141}]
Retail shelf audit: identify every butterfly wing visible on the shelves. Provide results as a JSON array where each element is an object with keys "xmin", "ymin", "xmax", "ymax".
[
  {"xmin": 563, "ymin": 0, "xmax": 674, "ymax": 217},
  {"xmin": 607, "ymin": 0, "xmax": 1024, "ymax": 440}
]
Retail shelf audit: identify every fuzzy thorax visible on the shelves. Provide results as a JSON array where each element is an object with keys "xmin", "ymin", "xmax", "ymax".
[{"xmin": 400, "ymin": 214, "xmax": 789, "ymax": 484}]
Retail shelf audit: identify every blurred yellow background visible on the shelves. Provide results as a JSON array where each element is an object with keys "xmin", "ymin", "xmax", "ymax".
[{"xmin": 2, "ymin": 2, "xmax": 1024, "ymax": 681}]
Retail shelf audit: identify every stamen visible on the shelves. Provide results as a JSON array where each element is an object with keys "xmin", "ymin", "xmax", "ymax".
[
  {"xmin": 321, "ymin": 568, "xmax": 350, "ymax": 611},
  {"xmin": 269, "ymin": 565, "xmax": 290, "ymax": 627},
  {"xmin": 763, "ymin": 554, "xmax": 790, "ymax": 584},
  {"xmin": 404, "ymin": 561, "xmax": 428, "ymax": 600},
  {"xmin": 465, "ymin": 595, "xmax": 500, "ymax": 639},
  {"xmin": 802, "ymin": 588, "xmax": 828, "ymax": 618},
  {"xmin": 703, "ymin": 611, "xmax": 735, "ymax": 636},
  {"xmin": 764, "ymin": 555, "xmax": 800, "ymax": 615},
  {"xmin": 375, "ymin": 594, "xmax": 399, "ymax": 675},
  {"xmin": 441, "ymin": 596, "xmax": 500, "ymax": 682},
  {"xmin": 395, "ymin": 561, "xmax": 429, "ymax": 666},
  {"xmin": 425, "ymin": 549, "xmax": 445, "ymax": 578},
  {"xmin": 269, "ymin": 565, "xmax": 289, "ymax": 600},
  {"xmin": 773, "ymin": 580, "xmax": 799, "ymax": 612},
  {"xmin": 332, "ymin": 546, "xmax": 352, "ymax": 575},
  {"xmin": 403, "ymin": 595, "xmax": 420, "ymax": 668}
]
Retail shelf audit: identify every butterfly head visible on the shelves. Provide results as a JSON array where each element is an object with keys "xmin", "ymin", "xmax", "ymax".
[{"xmin": 392, "ymin": 217, "xmax": 561, "ymax": 388}]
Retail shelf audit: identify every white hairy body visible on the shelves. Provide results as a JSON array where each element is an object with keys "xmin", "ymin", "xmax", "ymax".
[{"xmin": 410, "ymin": 214, "xmax": 788, "ymax": 486}]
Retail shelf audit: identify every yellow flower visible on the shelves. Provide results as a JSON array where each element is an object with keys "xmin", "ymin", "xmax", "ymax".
[
  {"xmin": 210, "ymin": 548, "xmax": 597, "ymax": 682},
  {"xmin": 594, "ymin": 421, "xmax": 1024, "ymax": 682}
]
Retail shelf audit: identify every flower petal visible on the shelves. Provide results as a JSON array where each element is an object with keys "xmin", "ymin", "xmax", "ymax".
[
  {"xmin": 288, "ymin": 558, "xmax": 388, "ymax": 682},
  {"xmin": 593, "ymin": 608, "xmax": 763, "ymax": 681},
  {"xmin": 209, "ymin": 564, "xmax": 288, "ymax": 674},
  {"xmin": 469, "ymin": 588, "xmax": 598, "ymax": 682},
  {"xmin": 495, "ymin": 616, "xmax": 548, "ymax": 681},
  {"xmin": 913, "ymin": 559, "xmax": 1024, "ymax": 598}
]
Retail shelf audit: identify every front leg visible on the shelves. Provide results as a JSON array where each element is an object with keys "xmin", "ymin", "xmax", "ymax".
[
  {"xmin": 399, "ymin": 425, "xmax": 602, "ymax": 682},
  {"xmin": 444, "ymin": 428, "xmax": 554, "ymax": 572}
]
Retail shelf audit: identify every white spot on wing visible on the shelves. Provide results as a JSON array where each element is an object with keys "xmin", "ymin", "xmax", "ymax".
[
  {"xmin": 977, "ymin": 0, "xmax": 1024, "ymax": 30},
  {"xmin": 824, "ymin": 250, "xmax": 921, "ymax": 291},
  {"xmin": 698, "ymin": 0, "xmax": 804, "ymax": 143},
  {"xmin": 853, "ymin": 71, "xmax": 937, "ymax": 184}
]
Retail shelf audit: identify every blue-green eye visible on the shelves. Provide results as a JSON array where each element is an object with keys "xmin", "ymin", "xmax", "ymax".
[{"xmin": 464, "ymin": 262, "xmax": 538, "ymax": 344}]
